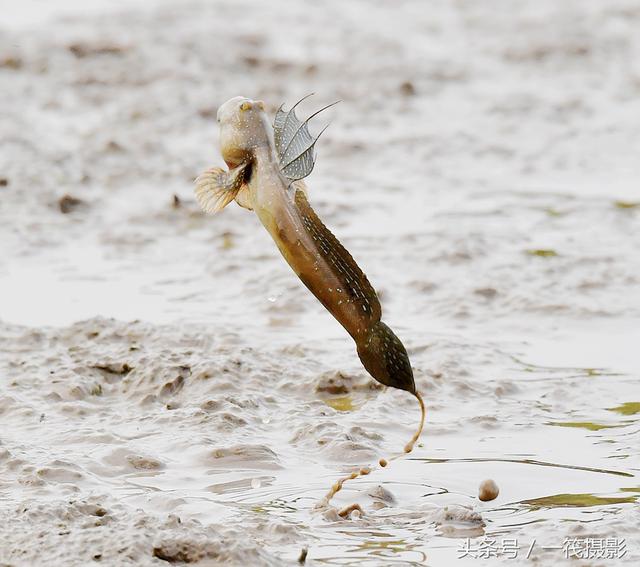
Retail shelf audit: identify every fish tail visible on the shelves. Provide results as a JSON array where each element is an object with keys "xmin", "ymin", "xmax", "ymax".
[{"xmin": 356, "ymin": 321, "xmax": 415, "ymax": 394}]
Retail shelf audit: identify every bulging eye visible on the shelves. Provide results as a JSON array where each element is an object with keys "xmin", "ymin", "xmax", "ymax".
[{"xmin": 240, "ymin": 101, "xmax": 253, "ymax": 111}]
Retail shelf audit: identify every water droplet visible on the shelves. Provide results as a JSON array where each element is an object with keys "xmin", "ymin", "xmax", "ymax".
[
  {"xmin": 251, "ymin": 478, "xmax": 261, "ymax": 489},
  {"xmin": 262, "ymin": 416, "xmax": 271, "ymax": 424},
  {"xmin": 267, "ymin": 296, "xmax": 277, "ymax": 303}
]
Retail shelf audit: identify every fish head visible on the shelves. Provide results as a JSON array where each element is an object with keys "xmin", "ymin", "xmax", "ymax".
[{"xmin": 217, "ymin": 96, "xmax": 271, "ymax": 168}]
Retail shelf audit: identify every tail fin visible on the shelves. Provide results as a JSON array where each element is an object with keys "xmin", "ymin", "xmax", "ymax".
[{"xmin": 356, "ymin": 321, "xmax": 415, "ymax": 394}]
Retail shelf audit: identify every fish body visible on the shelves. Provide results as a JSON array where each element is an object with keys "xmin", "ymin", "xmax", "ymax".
[{"xmin": 196, "ymin": 96, "xmax": 415, "ymax": 394}]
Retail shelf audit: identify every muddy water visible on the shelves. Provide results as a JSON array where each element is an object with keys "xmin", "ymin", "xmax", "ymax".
[{"xmin": 1, "ymin": 1, "xmax": 639, "ymax": 565}]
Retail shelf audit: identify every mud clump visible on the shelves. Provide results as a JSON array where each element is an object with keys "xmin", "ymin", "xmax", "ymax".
[
  {"xmin": 58, "ymin": 194, "xmax": 86, "ymax": 214},
  {"xmin": 68, "ymin": 42, "xmax": 128, "ymax": 58},
  {"xmin": 92, "ymin": 362, "xmax": 132, "ymax": 375},
  {"xmin": 152, "ymin": 541, "xmax": 212, "ymax": 563},
  {"xmin": 400, "ymin": 80, "xmax": 416, "ymax": 96},
  {"xmin": 315, "ymin": 371, "xmax": 382, "ymax": 395},
  {"xmin": 368, "ymin": 484, "xmax": 396, "ymax": 504},
  {"xmin": 159, "ymin": 375, "xmax": 186, "ymax": 398}
]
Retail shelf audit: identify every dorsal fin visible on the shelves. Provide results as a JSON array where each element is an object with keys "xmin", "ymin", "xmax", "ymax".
[{"xmin": 273, "ymin": 95, "xmax": 339, "ymax": 182}]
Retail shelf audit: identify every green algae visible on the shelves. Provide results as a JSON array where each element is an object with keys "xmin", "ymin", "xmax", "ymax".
[
  {"xmin": 526, "ymin": 249, "xmax": 558, "ymax": 257},
  {"xmin": 607, "ymin": 402, "xmax": 640, "ymax": 416},
  {"xmin": 613, "ymin": 201, "xmax": 640, "ymax": 209},
  {"xmin": 546, "ymin": 421, "xmax": 621, "ymax": 431},
  {"xmin": 324, "ymin": 396, "xmax": 355, "ymax": 412},
  {"xmin": 522, "ymin": 492, "xmax": 637, "ymax": 508}
]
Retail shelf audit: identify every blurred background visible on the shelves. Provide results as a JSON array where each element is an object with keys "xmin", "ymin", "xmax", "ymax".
[{"xmin": 1, "ymin": 0, "xmax": 639, "ymax": 338}]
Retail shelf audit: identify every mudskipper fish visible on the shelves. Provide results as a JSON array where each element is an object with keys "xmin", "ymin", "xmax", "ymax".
[{"xmin": 195, "ymin": 96, "xmax": 425, "ymax": 507}]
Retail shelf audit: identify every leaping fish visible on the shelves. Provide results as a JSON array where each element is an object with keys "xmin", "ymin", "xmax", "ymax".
[{"xmin": 195, "ymin": 95, "xmax": 418, "ymax": 398}]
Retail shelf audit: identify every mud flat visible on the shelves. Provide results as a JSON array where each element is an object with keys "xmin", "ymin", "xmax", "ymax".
[{"xmin": 1, "ymin": 1, "xmax": 639, "ymax": 565}]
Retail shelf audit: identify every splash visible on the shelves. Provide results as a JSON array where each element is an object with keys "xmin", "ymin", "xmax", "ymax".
[{"xmin": 318, "ymin": 390, "xmax": 426, "ymax": 511}]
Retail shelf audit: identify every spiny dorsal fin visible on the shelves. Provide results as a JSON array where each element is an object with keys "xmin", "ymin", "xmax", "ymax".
[{"xmin": 273, "ymin": 95, "xmax": 339, "ymax": 182}]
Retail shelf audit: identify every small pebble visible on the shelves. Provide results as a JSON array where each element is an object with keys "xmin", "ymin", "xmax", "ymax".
[
  {"xmin": 478, "ymin": 479, "xmax": 499, "ymax": 501},
  {"xmin": 379, "ymin": 458, "xmax": 387, "ymax": 467}
]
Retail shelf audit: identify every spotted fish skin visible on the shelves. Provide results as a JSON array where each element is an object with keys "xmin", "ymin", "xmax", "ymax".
[
  {"xmin": 196, "ymin": 96, "xmax": 415, "ymax": 394},
  {"xmin": 294, "ymin": 189, "xmax": 381, "ymax": 336},
  {"xmin": 293, "ymin": 190, "xmax": 415, "ymax": 394}
]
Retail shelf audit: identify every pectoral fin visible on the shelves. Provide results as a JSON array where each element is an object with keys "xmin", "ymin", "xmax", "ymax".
[
  {"xmin": 195, "ymin": 163, "xmax": 247, "ymax": 215},
  {"xmin": 234, "ymin": 185, "xmax": 253, "ymax": 211}
]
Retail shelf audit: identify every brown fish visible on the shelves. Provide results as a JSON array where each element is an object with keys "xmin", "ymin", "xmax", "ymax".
[{"xmin": 195, "ymin": 96, "xmax": 415, "ymax": 395}]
